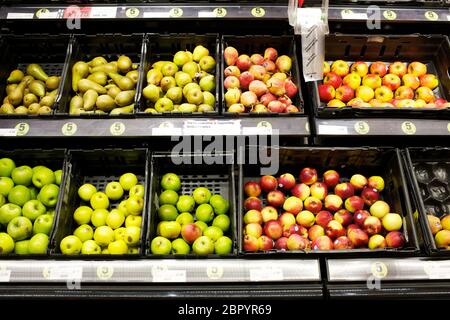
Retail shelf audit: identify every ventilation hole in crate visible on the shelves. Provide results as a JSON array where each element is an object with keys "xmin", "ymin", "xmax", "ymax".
[
  {"xmin": 394, "ymin": 45, "xmax": 402, "ymax": 58},
  {"xmin": 344, "ymin": 45, "xmax": 351, "ymax": 57},
  {"xmin": 379, "ymin": 45, "xmax": 386, "ymax": 57},
  {"xmin": 17, "ymin": 63, "xmax": 64, "ymax": 77},
  {"xmin": 359, "ymin": 45, "xmax": 367, "ymax": 57}
]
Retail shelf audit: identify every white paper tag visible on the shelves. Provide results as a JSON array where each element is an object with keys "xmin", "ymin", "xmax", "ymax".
[
  {"xmin": 152, "ymin": 270, "xmax": 187, "ymax": 282},
  {"xmin": 250, "ymin": 268, "xmax": 284, "ymax": 282},
  {"xmin": 0, "ymin": 270, "xmax": 11, "ymax": 282},
  {"xmin": 242, "ymin": 127, "xmax": 273, "ymax": 135},
  {"xmin": 151, "ymin": 127, "xmax": 182, "ymax": 136},
  {"xmin": 144, "ymin": 12, "xmax": 170, "ymax": 18},
  {"xmin": 424, "ymin": 261, "xmax": 450, "ymax": 279},
  {"xmin": 0, "ymin": 128, "xmax": 17, "ymax": 136},
  {"xmin": 7, "ymin": 13, "xmax": 34, "ymax": 19},
  {"xmin": 198, "ymin": 11, "xmax": 216, "ymax": 18},
  {"xmin": 47, "ymin": 266, "xmax": 83, "ymax": 280},
  {"xmin": 342, "ymin": 12, "xmax": 368, "ymax": 20},
  {"xmin": 183, "ymin": 120, "xmax": 241, "ymax": 136},
  {"xmin": 318, "ymin": 124, "xmax": 348, "ymax": 135},
  {"xmin": 90, "ymin": 7, "xmax": 117, "ymax": 18},
  {"xmin": 447, "ymin": 15, "xmax": 450, "ymax": 21}
]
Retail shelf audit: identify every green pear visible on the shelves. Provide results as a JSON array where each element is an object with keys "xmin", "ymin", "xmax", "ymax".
[
  {"xmin": 160, "ymin": 76, "xmax": 176, "ymax": 92},
  {"xmin": 161, "ymin": 62, "xmax": 178, "ymax": 77},
  {"xmin": 182, "ymin": 61, "xmax": 199, "ymax": 79},
  {"xmin": 185, "ymin": 88, "xmax": 203, "ymax": 105},
  {"xmin": 117, "ymin": 55, "xmax": 133, "ymax": 73},
  {"xmin": 70, "ymin": 95, "xmax": 83, "ymax": 111},
  {"xmin": 197, "ymin": 104, "xmax": 214, "ymax": 113},
  {"xmin": 23, "ymin": 93, "xmax": 38, "ymax": 107},
  {"xmin": 147, "ymin": 69, "xmax": 163, "ymax": 85},
  {"xmin": 87, "ymin": 71, "xmax": 108, "ymax": 86},
  {"xmin": 108, "ymin": 73, "xmax": 135, "ymax": 91},
  {"xmin": 88, "ymin": 56, "xmax": 108, "ymax": 67},
  {"xmin": 152, "ymin": 61, "xmax": 170, "ymax": 71},
  {"xmin": 26, "ymin": 64, "xmax": 48, "ymax": 81},
  {"xmin": 8, "ymin": 80, "xmax": 27, "ymax": 106},
  {"xmin": 165, "ymin": 87, "xmax": 183, "ymax": 104},
  {"xmin": 110, "ymin": 104, "xmax": 134, "ymax": 115},
  {"xmin": 199, "ymin": 75, "xmax": 215, "ymax": 92},
  {"xmin": 126, "ymin": 70, "xmax": 139, "ymax": 84},
  {"xmin": 7, "ymin": 69, "xmax": 24, "ymax": 84},
  {"xmin": 173, "ymin": 51, "xmax": 192, "ymax": 66},
  {"xmin": 175, "ymin": 71, "xmax": 192, "ymax": 87},
  {"xmin": 203, "ymin": 91, "xmax": 215, "ymax": 107},
  {"xmin": 15, "ymin": 106, "xmax": 29, "ymax": 114},
  {"xmin": 144, "ymin": 108, "xmax": 157, "ymax": 113},
  {"xmin": 199, "ymin": 56, "xmax": 216, "ymax": 73},
  {"xmin": 107, "ymin": 85, "xmax": 121, "ymax": 99},
  {"xmin": 77, "ymin": 79, "xmax": 107, "ymax": 94},
  {"xmin": 179, "ymin": 103, "xmax": 197, "ymax": 113},
  {"xmin": 29, "ymin": 80, "xmax": 46, "ymax": 97},
  {"xmin": 90, "ymin": 62, "xmax": 118, "ymax": 74},
  {"xmin": 114, "ymin": 90, "xmax": 135, "ymax": 107},
  {"xmin": 142, "ymin": 84, "xmax": 161, "ymax": 103},
  {"xmin": 83, "ymin": 89, "xmax": 98, "ymax": 111},
  {"xmin": 6, "ymin": 84, "xmax": 17, "ymax": 96},
  {"xmin": 45, "ymin": 76, "xmax": 60, "ymax": 91},
  {"xmin": 72, "ymin": 61, "xmax": 89, "ymax": 92},
  {"xmin": 154, "ymin": 97, "xmax": 174, "ymax": 112},
  {"xmin": 0, "ymin": 103, "xmax": 14, "ymax": 114},
  {"xmin": 40, "ymin": 95, "xmax": 55, "ymax": 107},
  {"xmin": 182, "ymin": 83, "xmax": 201, "ymax": 97},
  {"xmin": 27, "ymin": 103, "xmax": 40, "ymax": 114},
  {"xmin": 96, "ymin": 94, "xmax": 116, "ymax": 112},
  {"xmin": 192, "ymin": 45, "xmax": 209, "ymax": 62}
]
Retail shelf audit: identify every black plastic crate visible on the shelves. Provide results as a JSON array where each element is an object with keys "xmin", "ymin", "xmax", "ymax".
[
  {"xmin": 51, "ymin": 148, "xmax": 149, "ymax": 258},
  {"xmin": 221, "ymin": 35, "xmax": 304, "ymax": 117},
  {"xmin": 238, "ymin": 147, "xmax": 420, "ymax": 257},
  {"xmin": 136, "ymin": 33, "xmax": 220, "ymax": 116},
  {"xmin": 0, "ymin": 148, "xmax": 68, "ymax": 258},
  {"xmin": 0, "ymin": 34, "xmax": 71, "ymax": 118},
  {"xmin": 404, "ymin": 148, "xmax": 450, "ymax": 256},
  {"xmin": 56, "ymin": 34, "xmax": 145, "ymax": 117},
  {"xmin": 311, "ymin": 34, "xmax": 450, "ymax": 119},
  {"xmin": 146, "ymin": 152, "xmax": 237, "ymax": 257}
]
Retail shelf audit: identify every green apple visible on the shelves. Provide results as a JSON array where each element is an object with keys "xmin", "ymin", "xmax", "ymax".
[
  {"xmin": 11, "ymin": 165, "xmax": 33, "ymax": 186},
  {"xmin": 94, "ymin": 226, "xmax": 115, "ymax": 246},
  {"xmin": 176, "ymin": 212, "xmax": 194, "ymax": 225},
  {"xmin": 183, "ymin": 82, "xmax": 201, "ymax": 97},
  {"xmin": 28, "ymin": 233, "xmax": 48, "ymax": 254},
  {"xmin": 73, "ymin": 206, "xmax": 93, "ymax": 225},
  {"xmin": 161, "ymin": 173, "xmax": 181, "ymax": 191},
  {"xmin": 124, "ymin": 226, "xmax": 140, "ymax": 246},
  {"xmin": 129, "ymin": 184, "xmax": 145, "ymax": 198},
  {"xmin": 199, "ymin": 75, "xmax": 215, "ymax": 92},
  {"xmin": 195, "ymin": 203, "xmax": 214, "ymax": 223},
  {"xmin": 117, "ymin": 200, "xmax": 129, "ymax": 217},
  {"xmin": 185, "ymin": 88, "xmax": 203, "ymax": 105},
  {"xmin": 202, "ymin": 91, "xmax": 215, "ymax": 107},
  {"xmin": 29, "ymin": 186, "xmax": 38, "ymax": 200},
  {"xmin": 175, "ymin": 71, "xmax": 192, "ymax": 88},
  {"xmin": 125, "ymin": 195, "xmax": 144, "ymax": 215},
  {"xmin": 0, "ymin": 232, "xmax": 14, "ymax": 254},
  {"xmin": 119, "ymin": 173, "xmax": 138, "ymax": 191},
  {"xmin": 91, "ymin": 208, "xmax": 108, "ymax": 227},
  {"xmin": 114, "ymin": 227, "xmax": 126, "ymax": 241},
  {"xmin": 105, "ymin": 182, "xmax": 124, "ymax": 201},
  {"xmin": 159, "ymin": 190, "xmax": 179, "ymax": 206},
  {"xmin": 192, "ymin": 187, "xmax": 212, "ymax": 205},
  {"xmin": 161, "ymin": 62, "xmax": 178, "ymax": 77},
  {"xmin": 212, "ymin": 214, "xmax": 230, "ymax": 232},
  {"xmin": 171, "ymin": 238, "xmax": 190, "ymax": 254},
  {"xmin": 128, "ymin": 246, "xmax": 139, "ymax": 254},
  {"xmin": 158, "ymin": 204, "xmax": 178, "ymax": 221},
  {"xmin": 38, "ymin": 184, "xmax": 59, "ymax": 207},
  {"xmin": 0, "ymin": 203, "xmax": 21, "ymax": 225},
  {"xmin": 32, "ymin": 167, "xmax": 55, "ymax": 188},
  {"xmin": 32, "ymin": 165, "xmax": 46, "ymax": 173},
  {"xmin": 54, "ymin": 170, "xmax": 63, "ymax": 185},
  {"xmin": 102, "ymin": 248, "xmax": 110, "ymax": 254},
  {"xmin": 0, "ymin": 177, "xmax": 14, "ymax": 196},
  {"xmin": 192, "ymin": 236, "xmax": 214, "ymax": 255},
  {"xmin": 81, "ymin": 239, "xmax": 101, "ymax": 254},
  {"xmin": 165, "ymin": 86, "xmax": 183, "ymax": 104},
  {"xmin": 78, "ymin": 183, "xmax": 97, "ymax": 202},
  {"xmin": 106, "ymin": 209, "xmax": 125, "ymax": 229},
  {"xmin": 182, "ymin": 61, "xmax": 200, "ymax": 79},
  {"xmin": 7, "ymin": 216, "xmax": 32, "ymax": 241},
  {"xmin": 209, "ymin": 195, "xmax": 229, "ymax": 215},
  {"xmin": 160, "ymin": 76, "xmax": 176, "ymax": 93},
  {"xmin": 199, "ymin": 56, "xmax": 216, "ymax": 73},
  {"xmin": 151, "ymin": 236, "xmax": 171, "ymax": 255},
  {"xmin": 0, "ymin": 158, "xmax": 15, "ymax": 177},
  {"xmin": 22, "ymin": 200, "xmax": 46, "ymax": 221},
  {"xmin": 176, "ymin": 195, "xmax": 195, "ymax": 213},
  {"xmin": 159, "ymin": 221, "xmax": 181, "ymax": 239},
  {"xmin": 8, "ymin": 185, "xmax": 31, "ymax": 206},
  {"xmin": 73, "ymin": 224, "xmax": 94, "ymax": 242},
  {"xmin": 60, "ymin": 235, "xmax": 82, "ymax": 254},
  {"xmin": 193, "ymin": 45, "xmax": 209, "ymax": 62},
  {"xmin": 33, "ymin": 214, "xmax": 53, "ymax": 235},
  {"xmin": 14, "ymin": 240, "xmax": 29, "ymax": 254},
  {"xmin": 142, "ymin": 84, "xmax": 161, "ymax": 103},
  {"xmin": 203, "ymin": 226, "xmax": 223, "ymax": 242},
  {"xmin": 90, "ymin": 192, "xmax": 110, "ymax": 210},
  {"xmin": 0, "ymin": 194, "xmax": 4, "ymax": 207},
  {"xmin": 194, "ymin": 221, "xmax": 208, "ymax": 233},
  {"xmin": 108, "ymin": 239, "xmax": 128, "ymax": 254},
  {"xmin": 155, "ymin": 97, "xmax": 174, "ymax": 112},
  {"xmin": 125, "ymin": 215, "xmax": 142, "ymax": 228},
  {"xmin": 173, "ymin": 51, "xmax": 191, "ymax": 67},
  {"xmin": 214, "ymin": 236, "xmax": 232, "ymax": 254}
]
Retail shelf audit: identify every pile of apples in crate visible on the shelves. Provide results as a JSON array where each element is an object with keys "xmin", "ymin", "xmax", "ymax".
[
  {"xmin": 319, "ymin": 60, "xmax": 449, "ymax": 108},
  {"xmin": 243, "ymin": 168, "xmax": 406, "ymax": 252}
]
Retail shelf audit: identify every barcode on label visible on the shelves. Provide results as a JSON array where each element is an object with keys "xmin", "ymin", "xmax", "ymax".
[
  {"xmin": 153, "ymin": 270, "xmax": 186, "ymax": 282},
  {"xmin": 250, "ymin": 268, "xmax": 284, "ymax": 282},
  {"xmin": 318, "ymin": 125, "xmax": 348, "ymax": 135},
  {"xmin": 47, "ymin": 266, "xmax": 83, "ymax": 280}
]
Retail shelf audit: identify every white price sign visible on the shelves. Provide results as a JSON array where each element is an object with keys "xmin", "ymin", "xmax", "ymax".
[
  {"xmin": 250, "ymin": 268, "xmax": 284, "ymax": 282},
  {"xmin": 152, "ymin": 270, "xmax": 187, "ymax": 282}
]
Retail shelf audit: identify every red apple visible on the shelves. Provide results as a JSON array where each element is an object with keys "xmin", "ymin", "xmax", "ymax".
[
  {"xmin": 181, "ymin": 223, "xmax": 202, "ymax": 244},
  {"xmin": 347, "ymin": 228, "xmax": 369, "ymax": 248},
  {"xmin": 389, "ymin": 61, "xmax": 407, "ymax": 77},
  {"xmin": 334, "ymin": 209, "xmax": 353, "ymax": 227},
  {"xmin": 350, "ymin": 174, "xmax": 368, "ymax": 191},
  {"xmin": 318, "ymin": 84, "xmax": 335, "ymax": 103},
  {"xmin": 262, "ymin": 59, "xmax": 276, "ymax": 73},
  {"xmin": 299, "ymin": 168, "xmax": 318, "ymax": 185},
  {"xmin": 326, "ymin": 220, "xmax": 346, "ymax": 240},
  {"xmin": 245, "ymin": 223, "xmax": 263, "ymax": 238},
  {"xmin": 244, "ymin": 197, "xmax": 262, "ymax": 211},
  {"xmin": 268, "ymin": 100, "xmax": 286, "ymax": 113},
  {"xmin": 344, "ymin": 196, "xmax": 365, "ymax": 213},
  {"xmin": 263, "ymin": 220, "xmax": 283, "ymax": 240},
  {"xmin": 385, "ymin": 231, "xmax": 405, "ymax": 248},
  {"xmin": 363, "ymin": 216, "xmax": 382, "ymax": 236},
  {"xmin": 243, "ymin": 235, "xmax": 259, "ymax": 252},
  {"xmin": 324, "ymin": 194, "xmax": 343, "ymax": 212},
  {"xmin": 382, "ymin": 74, "xmax": 401, "ymax": 91},
  {"xmin": 308, "ymin": 225, "xmax": 325, "ymax": 241},
  {"xmin": 283, "ymin": 196, "xmax": 303, "ymax": 215},
  {"xmin": 287, "ymin": 234, "xmax": 311, "ymax": 251},
  {"xmin": 368, "ymin": 234, "xmax": 387, "ymax": 249},
  {"xmin": 224, "ymin": 46, "xmax": 239, "ymax": 66},
  {"xmin": 236, "ymin": 54, "xmax": 251, "ymax": 71},
  {"xmin": 264, "ymin": 48, "xmax": 278, "ymax": 62},
  {"xmin": 334, "ymin": 182, "xmax": 355, "ymax": 200},
  {"xmin": 335, "ymin": 85, "xmax": 355, "ymax": 103},
  {"xmin": 250, "ymin": 53, "xmax": 264, "ymax": 65},
  {"xmin": 291, "ymin": 183, "xmax": 310, "ymax": 201},
  {"xmin": 261, "ymin": 206, "xmax": 278, "ymax": 223},
  {"xmin": 370, "ymin": 61, "xmax": 387, "ymax": 77},
  {"xmin": 278, "ymin": 212, "xmax": 296, "ymax": 228},
  {"xmin": 224, "ymin": 65, "xmax": 241, "ymax": 77},
  {"xmin": 278, "ymin": 96, "xmax": 292, "ymax": 107},
  {"xmin": 278, "ymin": 173, "xmax": 296, "ymax": 190},
  {"xmin": 244, "ymin": 209, "xmax": 263, "ymax": 225},
  {"xmin": 283, "ymin": 224, "xmax": 308, "ymax": 238},
  {"xmin": 249, "ymin": 80, "xmax": 268, "ymax": 97},
  {"xmin": 323, "ymin": 170, "xmax": 340, "ymax": 188},
  {"xmin": 323, "ymin": 72, "xmax": 343, "ymax": 89},
  {"xmin": 312, "ymin": 235, "xmax": 334, "ymax": 250},
  {"xmin": 285, "ymin": 79, "xmax": 298, "ymax": 99},
  {"xmin": 303, "ymin": 196, "xmax": 322, "ymax": 214},
  {"xmin": 274, "ymin": 237, "xmax": 288, "ymax": 250},
  {"xmin": 244, "ymin": 181, "xmax": 261, "ymax": 197},
  {"xmin": 367, "ymin": 176, "xmax": 385, "ymax": 192},
  {"xmin": 260, "ymin": 175, "xmax": 278, "ymax": 192},
  {"xmin": 315, "ymin": 210, "xmax": 333, "ymax": 228},
  {"xmin": 224, "ymin": 75, "xmax": 240, "ymax": 89},
  {"xmin": 331, "ymin": 60, "xmax": 350, "ymax": 77},
  {"xmin": 360, "ymin": 187, "xmax": 380, "ymax": 206},
  {"xmin": 296, "ymin": 210, "xmax": 315, "ymax": 228},
  {"xmin": 260, "ymin": 92, "xmax": 277, "ymax": 106},
  {"xmin": 239, "ymin": 71, "xmax": 254, "ymax": 89},
  {"xmin": 333, "ymin": 236, "xmax": 354, "ymax": 250},
  {"xmin": 249, "ymin": 65, "xmax": 266, "ymax": 81},
  {"xmin": 258, "ymin": 235, "xmax": 274, "ymax": 251},
  {"xmin": 350, "ymin": 61, "xmax": 369, "ymax": 77},
  {"xmin": 353, "ymin": 210, "xmax": 370, "ymax": 227},
  {"xmin": 267, "ymin": 190, "xmax": 286, "ymax": 207},
  {"xmin": 310, "ymin": 182, "xmax": 328, "ymax": 201}
]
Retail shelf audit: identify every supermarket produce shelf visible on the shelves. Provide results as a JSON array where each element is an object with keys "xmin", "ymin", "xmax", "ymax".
[{"xmin": 0, "ymin": 117, "xmax": 310, "ymax": 137}]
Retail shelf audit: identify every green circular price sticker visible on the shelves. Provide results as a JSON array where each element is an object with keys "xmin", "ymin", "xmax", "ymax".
[
  {"xmin": 207, "ymin": 265, "xmax": 224, "ymax": 280},
  {"xmin": 425, "ymin": 11, "xmax": 438, "ymax": 21},
  {"xmin": 354, "ymin": 121, "xmax": 370, "ymax": 135},
  {"xmin": 62, "ymin": 122, "xmax": 77, "ymax": 136},
  {"xmin": 126, "ymin": 8, "xmax": 140, "ymax": 18},
  {"xmin": 341, "ymin": 9, "xmax": 354, "ymax": 17},
  {"xmin": 251, "ymin": 7, "xmax": 265, "ymax": 18},
  {"xmin": 110, "ymin": 122, "xmax": 125, "ymax": 136},
  {"xmin": 36, "ymin": 8, "xmax": 49, "ymax": 18},
  {"xmin": 42, "ymin": 267, "xmax": 50, "ymax": 279},
  {"xmin": 257, "ymin": 121, "xmax": 272, "ymax": 129},
  {"xmin": 15, "ymin": 123, "xmax": 29, "ymax": 136},
  {"xmin": 169, "ymin": 8, "xmax": 183, "ymax": 18},
  {"xmin": 401, "ymin": 121, "xmax": 416, "ymax": 135},
  {"xmin": 97, "ymin": 265, "xmax": 114, "ymax": 280},
  {"xmin": 371, "ymin": 262, "xmax": 388, "ymax": 279},
  {"xmin": 213, "ymin": 8, "xmax": 227, "ymax": 18},
  {"xmin": 383, "ymin": 10, "xmax": 397, "ymax": 20}
]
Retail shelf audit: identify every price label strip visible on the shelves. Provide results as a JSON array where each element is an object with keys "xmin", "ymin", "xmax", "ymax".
[
  {"xmin": 198, "ymin": 8, "xmax": 227, "ymax": 18},
  {"xmin": 242, "ymin": 121, "xmax": 273, "ymax": 135},
  {"xmin": 152, "ymin": 122, "xmax": 182, "ymax": 136},
  {"xmin": 43, "ymin": 266, "xmax": 83, "ymax": 281},
  {"xmin": 0, "ymin": 270, "xmax": 11, "ymax": 282},
  {"xmin": 206, "ymin": 265, "xmax": 224, "ymax": 280},
  {"xmin": 424, "ymin": 261, "xmax": 450, "ymax": 279},
  {"xmin": 152, "ymin": 269, "xmax": 187, "ymax": 283},
  {"xmin": 249, "ymin": 268, "xmax": 283, "ymax": 282},
  {"xmin": 341, "ymin": 9, "xmax": 368, "ymax": 20},
  {"xmin": 318, "ymin": 124, "xmax": 348, "ymax": 135},
  {"xmin": 0, "ymin": 128, "xmax": 17, "ymax": 137},
  {"xmin": 183, "ymin": 120, "xmax": 240, "ymax": 136}
]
